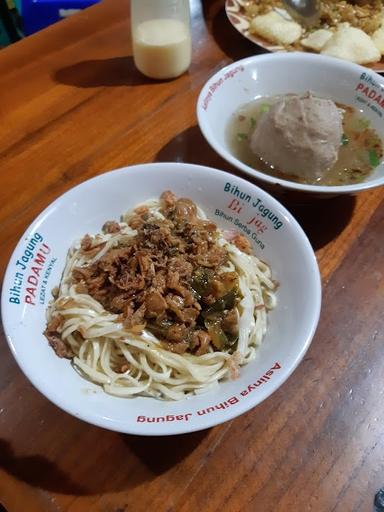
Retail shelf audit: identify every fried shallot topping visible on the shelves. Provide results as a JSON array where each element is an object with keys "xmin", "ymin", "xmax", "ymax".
[{"xmin": 70, "ymin": 192, "xmax": 241, "ymax": 355}]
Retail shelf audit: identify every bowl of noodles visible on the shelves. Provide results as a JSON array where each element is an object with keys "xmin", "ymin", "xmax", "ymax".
[{"xmin": 1, "ymin": 163, "xmax": 321, "ymax": 435}]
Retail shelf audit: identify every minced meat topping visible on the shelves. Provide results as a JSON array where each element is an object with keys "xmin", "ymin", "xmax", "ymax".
[{"xmin": 70, "ymin": 191, "xmax": 246, "ymax": 355}]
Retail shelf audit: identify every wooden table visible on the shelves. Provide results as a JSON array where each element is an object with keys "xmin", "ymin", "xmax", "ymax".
[{"xmin": 0, "ymin": 1, "xmax": 383, "ymax": 510}]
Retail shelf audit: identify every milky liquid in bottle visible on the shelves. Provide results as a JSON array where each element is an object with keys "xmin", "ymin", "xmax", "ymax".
[
  {"xmin": 131, "ymin": 0, "xmax": 192, "ymax": 80},
  {"xmin": 133, "ymin": 19, "xmax": 191, "ymax": 80}
]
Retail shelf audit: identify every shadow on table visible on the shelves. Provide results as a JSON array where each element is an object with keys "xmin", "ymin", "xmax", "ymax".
[
  {"xmin": 0, "ymin": 438, "xmax": 85, "ymax": 494},
  {"xmin": 0, "ymin": 428, "xmax": 208, "ymax": 495},
  {"xmin": 201, "ymin": 0, "xmax": 263, "ymax": 61},
  {"xmin": 283, "ymin": 196, "xmax": 356, "ymax": 251},
  {"xmin": 155, "ymin": 124, "xmax": 240, "ymax": 171},
  {"xmin": 155, "ymin": 125, "xmax": 356, "ymax": 250},
  {"xmin": 121, "ymin": 430, "xmax": 208, "ymax": 475},
  {"xmin": 53, "ymin": 56, "xmax": 157, "ymax": 88}
]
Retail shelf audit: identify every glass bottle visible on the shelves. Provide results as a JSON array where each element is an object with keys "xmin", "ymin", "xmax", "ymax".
[{"xmin": 130, "ymin": 0, "xmax": 192, "ymax": 80}]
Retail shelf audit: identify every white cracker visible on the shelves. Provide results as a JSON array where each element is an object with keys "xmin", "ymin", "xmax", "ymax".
[
  {"xmin": 249, "ymin": 10, "xmax": 302, "ymax": 46},
  {"xmin": 321, "ymin": 23, "xmax": 381, "ymax": 64},
  {"xmin": 372, "ymin": 23, "xmax": 384, "ymax": 55},
  {"xmin": 301, "ymin": 29, "xmax": 333, "ymax": 52}
]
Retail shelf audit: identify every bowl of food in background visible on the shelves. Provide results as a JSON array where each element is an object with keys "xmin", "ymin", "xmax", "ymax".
[
  {"xmin": 226, "ymin": 0, "xmax": 384, "ymax": 70},
  {"xmin": 197, "ymin": 52, "xmax": 384, "ymax": 197},
  {"xmin": 1, "ymin": 163, "xmax": 321, "ymax": 435}
]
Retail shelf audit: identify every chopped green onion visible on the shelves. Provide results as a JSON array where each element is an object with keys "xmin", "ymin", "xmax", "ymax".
[
  {"xmin": 260, "ymin": 104, "xmax": 270, "ymax": 113},
  {"xmin": 369, "ymin": 149, "xmax": 380, "ymax": 167},
  {"xmin": 341, "ymin": 133, "xmax": 349, "ymax": 146},
  {"xmin": 237, "ymin": 133, "xmax": 248, "ymax": 142},
  {"xmin": 205, "ymin": 317, "xmax": 228, "ymax": 350},
  {"xmin": 358, "ymin": 118, "xmax": 370, "ymax": 130},
  {"xmin": 191, "ymin": 267, "xmax": 214, "ymax": 298},
  {"xmin": 202, "ymin": 290, "xmax": 237, "ymax": 319},
  {"xmin": 250, "ymin": 117, "xmax": 257, "ymax": 129},
  {"xmin": 351, "ymin": 174, "xmax": 364, "ymax": 183}
]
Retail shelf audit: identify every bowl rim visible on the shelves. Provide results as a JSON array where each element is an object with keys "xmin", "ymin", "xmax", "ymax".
[
  {"xmin": 1, "ymin": 162, "xmax": 322, "ymax": 435},
  {"xmin": 197, "ymin": 52, "xmax": 384, "ymax": 195}
]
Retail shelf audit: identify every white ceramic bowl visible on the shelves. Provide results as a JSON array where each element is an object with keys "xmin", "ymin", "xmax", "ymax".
[
  {"xmin": 197, "ymin": 53, "xmax": 384, "ymax": 196},
  {"xmin": 1, "ymin": 163, "xmax": 321, "ymax": 435}
]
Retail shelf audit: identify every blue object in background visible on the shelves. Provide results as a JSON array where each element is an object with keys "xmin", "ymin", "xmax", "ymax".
[
  {"xmin": 21, "ymin": 0, "xmax": 99, "ymax": 35},
  {"xmin": 0, "ymin": 0, "xmax": 23, "ymax": 46}
]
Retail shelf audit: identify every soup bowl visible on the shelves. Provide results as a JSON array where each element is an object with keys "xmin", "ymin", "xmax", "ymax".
[{"xmin": 197, "ymin": 53, "xmax": 384, "ymax": 197}]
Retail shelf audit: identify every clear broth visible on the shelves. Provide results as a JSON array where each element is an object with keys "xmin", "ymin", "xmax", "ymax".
[{"xmin": 227, "ymin": 96, "xmax": 383, "ymax": 186}]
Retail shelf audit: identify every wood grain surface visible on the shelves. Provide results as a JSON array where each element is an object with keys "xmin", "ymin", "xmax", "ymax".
[{"xmin": 0, "ymin": 1, "xmax": 383, "ymax": 511}]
